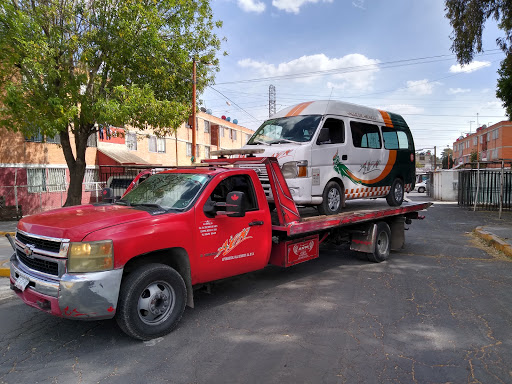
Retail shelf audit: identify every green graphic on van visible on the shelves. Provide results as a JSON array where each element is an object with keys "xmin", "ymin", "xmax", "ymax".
[{"xmin": 333, "ymin": 150, "xmax": 397, "ymax": 187}]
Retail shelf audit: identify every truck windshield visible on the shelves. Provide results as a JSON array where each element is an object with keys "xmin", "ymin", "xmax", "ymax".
[
  {"xmin": 247, "ymin": 115, "xmax": 322, "ymax": 145},
  {"xmin": 119, "ymin": 173, "xmax": 210, "ymax": 210}
]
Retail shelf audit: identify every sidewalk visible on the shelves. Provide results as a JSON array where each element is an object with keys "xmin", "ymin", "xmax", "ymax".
[
  {"xmin": 0, "ymin": 220, "xmax": 17, "ymax": 278},
  {"xmin": 474, "ymin": 225, "xmax": 512, "ymax": 258}
]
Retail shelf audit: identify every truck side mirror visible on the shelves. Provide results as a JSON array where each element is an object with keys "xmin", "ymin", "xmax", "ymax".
[
  {"xmin": 226, "ymin": 191, "xmax": 246, "ymax": 217},
  {"xmin": 101, "ymin": 187, "xmax": 115, "ymax": 203}
]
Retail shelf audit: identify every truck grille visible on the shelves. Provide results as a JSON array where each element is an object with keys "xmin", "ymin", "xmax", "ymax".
[
  {"xmin": 16, "ymin": 249, "xmax": 59, "ymax": 276},
  {"xmin": 237, "ymin": 164, "xmax": 273, "ymax": 198},
  {"xmin": 16, "ymin": 232, "xmax": 61, "ymax": 253}
]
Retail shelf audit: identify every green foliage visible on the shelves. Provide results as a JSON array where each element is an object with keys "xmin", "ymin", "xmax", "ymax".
[
  {"xmin": 0, "ymin": 0, "xmax": 223, "ymax": 204},
  {"xmin": 445, "ymin": 0, "xmax": 512, "ymax": 119},
  {"xmin": 441, "ymin": 147, "xmax": 454, "ymax": 169},
  {"xmin": 470, "ymin": 149, "xmax": 480, "ymax": 162}
]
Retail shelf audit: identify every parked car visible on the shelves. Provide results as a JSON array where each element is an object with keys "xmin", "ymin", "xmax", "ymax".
[{"xmin": 415, "ymin": 180, "xmax": 427, "ymax": 193}]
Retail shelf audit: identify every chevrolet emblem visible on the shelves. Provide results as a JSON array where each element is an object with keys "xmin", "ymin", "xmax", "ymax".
[{"xmin": 23, "ymin": 244, "xmax": 36, "ymax": 259}]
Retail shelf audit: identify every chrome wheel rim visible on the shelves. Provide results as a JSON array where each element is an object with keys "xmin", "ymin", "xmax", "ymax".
[
  {"xmin": 137, "ymin": 281, "xmax": 176, "ymax": 325},
  {"xmin": 394, "ymin": 183, "xmax": 403, "ymax": 202},
  {"xmin": 377, "ymin": 231, "xmax": 389, "ymax": 255},
  {"xmin": 327, "ymin": 187, "xmax": 341, "ymax": 211}
]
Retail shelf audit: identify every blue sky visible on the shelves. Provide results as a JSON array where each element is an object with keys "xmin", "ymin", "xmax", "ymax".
[{"xmin": 199, "ymin": 0, "xmax": 507, "ymax": 152}]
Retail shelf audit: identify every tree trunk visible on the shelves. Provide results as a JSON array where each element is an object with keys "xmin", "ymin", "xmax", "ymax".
[{"xmin": 60, "ymin": 124, "xmax": 91, "ymax": 207}]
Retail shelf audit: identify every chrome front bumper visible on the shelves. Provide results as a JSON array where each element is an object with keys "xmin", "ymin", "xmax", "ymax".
[{"xmin": 10, "ymin": 254, "xmax": 123, "ymax": 320}]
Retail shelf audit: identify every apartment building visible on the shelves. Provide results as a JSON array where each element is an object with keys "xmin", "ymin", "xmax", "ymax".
[
  {"xmin": 452, "ymin": 121, "xmax": 512, "ymax": 166},
  {"xmin": 0, "ymin": 111, "xmax": 254, "ymax": 215}
]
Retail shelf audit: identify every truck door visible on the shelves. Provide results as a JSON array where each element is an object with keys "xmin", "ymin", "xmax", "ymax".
[{"xmin": 194, "ymin": 173, "xmax": 272, "ymax": 283}]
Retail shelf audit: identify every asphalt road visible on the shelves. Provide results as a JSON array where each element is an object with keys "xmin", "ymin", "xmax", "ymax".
[{"xmin": 0, "ymin": 197, "xmax": 511, "ymax": 383}]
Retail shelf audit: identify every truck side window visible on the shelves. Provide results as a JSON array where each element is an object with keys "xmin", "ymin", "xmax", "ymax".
[
  {"xmin": 210, "ymin": 175, "xmax": 258, "ymax": 211},
  {"xmin": 350, "ymin": 121, "xmax": 381, "ymax": 149},
  {"xmin": 316, "ymin": 118, "xmax": 344, "ymax": 144}
]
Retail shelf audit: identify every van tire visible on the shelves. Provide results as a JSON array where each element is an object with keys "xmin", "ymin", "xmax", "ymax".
[
  {"xmin": 386, "ymin": 178, "xmax": 404, "ymax": 206},
  {"xmin": 116, "ymin": 264, "xmax": 186, "ymax": 341},
  {"xmin": 318, "ymin": 181, "xmax": 343, "ymax": 215},
  {"xmin": 367, "ymin": 221, "xmax": 391, "ymax": 262}
]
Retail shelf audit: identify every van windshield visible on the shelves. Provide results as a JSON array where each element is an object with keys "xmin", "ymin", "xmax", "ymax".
[{"xmin": 247, "ymin": 115, "xmax": 322, "ymax": 144}]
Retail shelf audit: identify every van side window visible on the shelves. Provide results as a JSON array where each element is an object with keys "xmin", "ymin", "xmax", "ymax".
[
  {"xmin": 382, "ymin": 127, "xmax": 399, "ymax": 149},
  {"xmin": 209, "ymin": 175, "xmax": 258, "ymax": 211},
  {"xmin": 350, "ymin": 122, "xmax": 381, "ymax": 149},
  {"xmin": 316, "ymin": 118, "xmax": 345, "ymax": 144},
  {"xmin": 397, "ymin": 131, "xmax": 410, "ymax": 149}
]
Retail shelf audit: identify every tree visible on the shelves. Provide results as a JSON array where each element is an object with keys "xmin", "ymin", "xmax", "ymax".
[
  {"xmin": 0, "ymin": 0, "xmax": 223, "ymax": 205},
  {"xmin": 445, "ymin": 0, "xmax": 512, "ymax": 118},
  {"xmin": 442, "ymin": 148, "xmax": 454, "ymax": 169}
]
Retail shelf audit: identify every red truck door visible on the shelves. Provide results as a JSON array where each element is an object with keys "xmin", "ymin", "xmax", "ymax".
[{"xmin": 194, "ymin": 173, "xmax": 272, "ymax": 283}]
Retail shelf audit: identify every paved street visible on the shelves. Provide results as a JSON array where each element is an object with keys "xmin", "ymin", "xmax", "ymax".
[{"xmin": 0, "ymin": 196, "xmax": 511, "ymax": 383}]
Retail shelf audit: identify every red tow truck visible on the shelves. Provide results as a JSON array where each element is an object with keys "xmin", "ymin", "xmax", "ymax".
[{"xmin": 8, "ymin": 152, "xmax": 430, "ymax": 340}]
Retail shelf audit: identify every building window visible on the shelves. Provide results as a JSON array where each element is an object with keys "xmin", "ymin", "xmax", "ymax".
[
  {"xmin": 84, "ymin": 169, "xmax": 100, "ymax": 191},
  {"xmin": 230, "ymin": 129, "xmax": 237, "ymax": 141},
  {"xmin": 47, "ymin": 168, "xmax": 67, "ymax": 192},
  {"xmin": 126, "ymin": 132, "xmax": 137, "ymax": 151},
  {"xmin": 25, "ymin": 129, "xmax": 43, "ymax": 143},
  {"xmin": 47, "ymin": 133, "xmax": 61, "ymax": 144},
  {"xmin": 473, "ymin": 137, "xmax": 477, "ymax": 146},
  {"xmin": 196, "ymin": 144, "xmax": 200, "ymax": 158},
  {"xmin": 220, "ymin": 126, "xmax": 225, "ymax": 137},
  {"xmin": 204, "ymin": 120, "xmax": 210, "ymax": 133},
  {"xmin": 487, "ymin": 133, "xmax": 490, "ymax": 142},
  {"xmin": 27, "ymin": 169, "xmax": 46, "ymax": 193},
  {"xmin": 492, "ymin": 129, "xmax": 499, "ymax": 140},
  {"xmin": 186, "ymin": 142, "xmax": 192, "ymax": 156},
  {"xmin": 157, "ymin": 137, "xmax": 166, "ymax": 153},
  {"xmin": 479, "ymin": 136, "xmax": 483, "ymax": 144},
  {"xmin": 86, "ymin": 133, "xmax": 97, "ymax": 147},
  {"xmin": 205, "ymin": 146, "xmax": 210, "ymax": 158}
]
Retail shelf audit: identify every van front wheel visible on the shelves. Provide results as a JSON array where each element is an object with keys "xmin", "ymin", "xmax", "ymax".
[
  {"xmin": 318, "ymin": 181, "xmax": 343, "ymax": 215},
  {"xmin": 386, "ymin": 178, "xmax": 404, "ymax": 206}
]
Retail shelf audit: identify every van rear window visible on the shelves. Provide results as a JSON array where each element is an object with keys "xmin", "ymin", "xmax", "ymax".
[
  {"xmin": 382, "ymin": 127, "xmax": 411, "ymax": 150},
  {"xmin": 350, "ymin": 122, "xmax": 381, "ymax": 149}
]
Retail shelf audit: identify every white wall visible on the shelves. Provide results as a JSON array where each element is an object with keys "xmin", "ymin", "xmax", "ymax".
[{"xmin": 432, "ymin": 170, "xmax": 459, "ymax": 201}]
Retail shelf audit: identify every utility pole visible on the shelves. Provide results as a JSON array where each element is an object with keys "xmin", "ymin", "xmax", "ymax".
[
  {"xmin": 434, "ymin": 146, "xmax": 436, "ymax": 170},
  {"xmin": 192, "ymin": 58, "xmax": 197, "ymax": 162},
  {"xmin": 269, "ymin": 85, "xmax": 276, "ymax": 118}
]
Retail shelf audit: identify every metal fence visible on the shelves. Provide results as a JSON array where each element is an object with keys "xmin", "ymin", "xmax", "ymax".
[{"xmin": 458, "ymin": 162, "xmax": 512, "ymax": 215}]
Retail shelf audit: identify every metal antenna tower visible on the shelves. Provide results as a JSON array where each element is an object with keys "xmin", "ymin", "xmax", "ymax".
[{"xmin": 269, "ymin": 85, "xmax": 276, "ymax": 117}]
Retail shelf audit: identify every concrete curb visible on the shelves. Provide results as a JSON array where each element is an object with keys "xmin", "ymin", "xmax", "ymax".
[
  {"xmin": 0, "ymin": 259, "xmax": 10, "ymax": 277},
  {"xmin": 0, "ymin": 232, "xmax": 15, "ymax": 236},
  {"xmin": 474, "ymin": 227, "xmax": 512, "ymax": 258}
]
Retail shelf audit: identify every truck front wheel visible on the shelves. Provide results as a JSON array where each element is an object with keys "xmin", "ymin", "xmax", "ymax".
[{"xmin": 116, "ymin": 264, "xmax": 186, "ymax": 341}]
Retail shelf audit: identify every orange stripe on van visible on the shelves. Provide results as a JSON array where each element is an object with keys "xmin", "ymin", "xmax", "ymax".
[
  {"xmin": 286, "ymin": 101, "xmax": 314, "ymax": 117},
  {"xmin": 345, "ymin": 150, "xmax": 397, "ymax": 185},
  {"xmin": 378, "ymin": 110, "xmax": 393, "ymax": 127}
]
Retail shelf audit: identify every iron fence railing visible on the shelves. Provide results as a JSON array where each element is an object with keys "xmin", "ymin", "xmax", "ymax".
[{"xmin": 458, "ymin": 161, "xmax": 512, "ymax": 216}]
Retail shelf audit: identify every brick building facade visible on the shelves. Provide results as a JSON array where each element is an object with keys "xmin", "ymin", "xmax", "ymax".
[
  {"xmin": 452, "ymin": 121, "xmax": 512, "ymax": 166},
  {"xmin": 0, "ymin": 112, "xmax": 254, "ymax": 216}
]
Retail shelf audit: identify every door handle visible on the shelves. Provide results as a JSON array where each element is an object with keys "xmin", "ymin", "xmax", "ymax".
[
  {"xmin": 342, "ymin": 155, "xmax": 348, "ymax": 160},
  {"xmin": 249, "ymin": 220, "xmax": 264, "ymax": 226}
]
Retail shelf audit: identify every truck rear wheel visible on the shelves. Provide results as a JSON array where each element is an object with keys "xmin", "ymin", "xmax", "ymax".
[
  {"xmin": 116, "ymin": 263, "xmax": 186, "ymax": 341},
  {"xmin": 386, "ymin": 178, "xmax": 404, "ymax": 206},
  {"xmin": 367, "ymin": 221, "xmax": 391, "ymax": 262},
  {"xmin": 318, "ymin": 181, "xmax": 343, "ymax": 215}
]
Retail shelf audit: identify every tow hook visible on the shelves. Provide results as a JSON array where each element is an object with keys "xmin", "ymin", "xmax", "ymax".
[{"xmin": 5, "ymin": 234, "xmax": 16, "ymax": 251}]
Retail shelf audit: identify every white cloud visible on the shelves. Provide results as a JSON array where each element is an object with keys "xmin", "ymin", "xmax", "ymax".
[
  {"xmin": 406, "ymin": 79, "xmax": 440, "ymax": 95},
  {"xmin": 378, "ymin": 104, "xmax": 424, "ymax": 115},
  {"xmin": 238, "ymin": 0, "xmax": 266, "ymax": 13},
  {"xmin": 352, "ymin": 0, "xmax": 365, "ymax": 9},
  {"xmin": 238, "ymin": 53, "xmax": 380, "ymax": 91},
  {"xmin": 447, "ymin": 88, "xmax": 470, "ymax": 95},
  {"xmin": 272, "ymin": 0, "xmax": 333, "ymax": 14},
  {"xmin": 449, "ymin": 61, "xmax": 491, "ymax": 73}
]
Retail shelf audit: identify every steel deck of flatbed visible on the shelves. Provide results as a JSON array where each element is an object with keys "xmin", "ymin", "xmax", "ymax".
[{"xmin": 272, "ymin": 201, "xmax": 431, "ymax": 236}]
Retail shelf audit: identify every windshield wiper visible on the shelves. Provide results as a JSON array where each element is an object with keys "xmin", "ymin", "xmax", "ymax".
[
  {"xmin": 269, "ymin": 139, "xmax": 303, "ymax": 144},
  {"xmin": 115, "ymin": 199, "xmax": 131, "ymax": 206},
  {"xmin": 248, "ymin": 139, "xmax": 271, "ymax": 146},
  {"xmin": 131, "ymin": 203, "xmax": 165, "ymax": 210}
]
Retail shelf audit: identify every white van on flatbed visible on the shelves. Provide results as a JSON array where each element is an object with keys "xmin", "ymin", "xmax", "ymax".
[{"xmin": 242, "ymin": 100, "xmax": 416, "ymax": 215}]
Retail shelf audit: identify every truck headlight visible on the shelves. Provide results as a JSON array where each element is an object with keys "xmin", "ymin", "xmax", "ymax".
[
  {"xmin": 67, "ymin": 240, "xmax": 114, "ymax": 273},
  {"xmin": 281, "ymin": 161, "xmax": 308, "ymax": 179}
]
